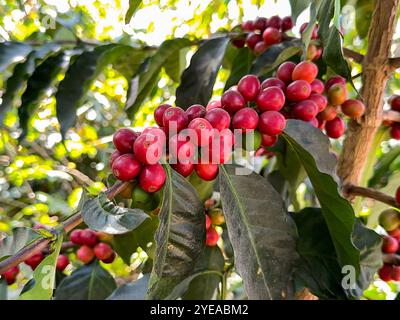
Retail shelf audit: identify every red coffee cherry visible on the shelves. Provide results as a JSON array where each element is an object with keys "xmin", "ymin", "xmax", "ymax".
[
  {"xmin": 25, "ymin": 252, "xmax": 45, "ymax": 270},
  {"xmin": 292, "ymin": 100, "xmax": 319, "ymax": 121},
  {"xmin": 318, "ymin": 105, "xmax": 337, "ymax": 121},
  {"xmin": 171, "ymin": 162, "xmax": 195, "ymax": 177},
  {"xmin": 276, "ymin": 61, "xmax": 296, "ymax": 84},
  {"xmin": 261, "ymin": 77, "xmax": 286, "ymax": 91},
  {"xmin": 154, "ymin": 103, "xmax": 172, "ymax": 127},
  {"xmin": 292, "ymin": 61, "xmax": 318, "ymax": 83},
  {"xmin": 310, "ymin": 79, "xmax": 325, "ymax": 94},
  {"xmin": 306, "ymin": 44, "xmax": 318, "ymax": 61},
  {"xmin": 379, "ymin": 264, "xmax": 393, "ymax": 282},
  {"xmin": 261, "ymin": 134, "xmax": 278, "ymax": 147},
  {"xmin": 208, "ymin": 129, "xmax": 234, "ymax": 164},
  {"xmin": 341, "ymin": 99, "xmax": 365, "ymax": 119},
  {"xmin": 325, "ymin": 75, "xmax": 346, "ymax": 91},
  {"xmin": 281, "ymin": 16, "xmax": 293, "ymax": 32},
  {"xmin": 206, "ymin": 100, "xmax": 222, "ymax": 111},
  {"xmin": 286, "ymin": 80, "xmax": 312, "ymax": 101},
  {"xmin": 328, "ymin": 83, "xmax": 348, "ymax": 106},
  {"xmin": 221, "ymin": 90, "xmax": 246, "ymax": 115},
  {"xmin": 246, "ymin": 32, "xmax": 263, "ymax": 49},
  {"xmin": 133, "ymin": 133, "xmax": 164, "ymax": 165},
  {"xmin": 391, "ymin": 123, "xmax": 400, "ymax": 140},
  {"xmin": 77, "ymin": 245, "xmax": 95, "ymax": 264},
  {"xmin": 2, "ymin": 266, "xmax": 19, "ymax": 285},
  {"xmin": 317, "ymin": 117, "xmax": 326, "ymax": 130},
  {"xmin": 392, "ymin": 266, "xmax": 400, "ymax": 281},
  {"xmin": 56, "ymin": 255, "xmax": 70, "ymax": 271},
  {"xmin": 112, "ymin": 154, "xmax": 142, "ymax": 181},
  {"xmin": 382, "ymin": 236, "xmax": 399, "ymax": 253},
  {"xmin": 94, "ymin": 243, "xmax": 114, "ymax": 261},
  {"xmin": 389, "ymin": 95, "xmax": 400, "ymax": 111},
  {"xmin": 70, "ymin": 229, "xmax": 83, "ymax": 245},
  {"xmin": 205, "ymin": 108, "xmax": 231, "ymax": 131},
  {"xmin": 256, "ymin": 86, "xmax": 285, "ymax": 112},
  {"xmin": 169, "ymin": 133, "xmax": 196, "ymax": 164},
  {"xmin": 113, "ymin": 128, "xmax": 139, "ymax": 154},
  {"xmin": 139, "ymin": 163, "xmax": 166, "ymax": 193},
  {"xmin": 325, "ymin": 117, "xmax": 345, "ymax": 139},
  {"xmin": 232, "ymin": 107, "xmax": 259, "ymax": 132},
  {"xmin": 300, "ymin": 22, "xmax": 318, "ymax": 39},
  {"xmin": 186, "ymin": 104, "xmax": 206, "ymax": 121},
  {"xmin": 309, "ymin": 94, "xmax": 328, "ymax": 112},
  {"xmin": 195, "ymin": 163, "xmax": 219, "ymax": 181},
  {"xmin": 163, "ymin": 106, "xmax": 189, "ymax": 133},
  {"xmin": 232, "ymin": 38, "xmax": 246, "ymax": 48},
  {"xmin": 308, "ymin": 117, "xmax": 319, "ymax": 128},
  {"xmin": 188, "ymin": 118, "xmax": 214, "ymax": 146},
  {"xmin": 205, "ymin": 214, "xmax": 212, "ymax": 230},
  {"xmin": 253, "ymin": 41, "xmax": 268, "ymax": 55},
  {"xmin": 267, "ymin": 15, "xmax": 282, "ymax": 29},
  {"xmin": 101, "ymin": 251, "xmax": 116, "ymax": 264},
  {"xmin": 254, "ymin": 17, "xmax": 268, "ymax": 31},
  {"xmin": 237, "ymin": 75, "xmax": 261, "ymax": 101},
  {"xmin": 258, "ymin": 111, "xmax": 286, "ymax": 135},
  {"xmin": 262, "ymin": 27, "xmax": 282, "ymax": 45},
  {"xmin": 109, "ymin": 150, "xmax": 122, "ymax": 167},
  {"xmin": 80, "ymin": 229, "xmax": 98, "ymax": 247},
  {"xmin": 241, "ymin": 20, "xmax": 255, "ymax": 31},
  {"xmin": 205, "ymin": 227, "xmax": 219, "ymax": 246}
]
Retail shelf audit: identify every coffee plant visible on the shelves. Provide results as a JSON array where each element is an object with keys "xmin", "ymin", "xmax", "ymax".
[{"xmin": 1, "ymin": 0, "xmax": 400, "ymax": 301}]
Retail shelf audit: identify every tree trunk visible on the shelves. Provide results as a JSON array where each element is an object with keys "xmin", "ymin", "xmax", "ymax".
[{"xmin": 338, "ymin": 0, "xmax": 399, "ymax": 189}]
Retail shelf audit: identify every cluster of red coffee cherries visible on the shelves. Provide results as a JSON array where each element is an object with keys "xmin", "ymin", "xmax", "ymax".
[
  {"xmin": 387, "ymin": 95, "xmax": 400, "ymax": 139},
  {"xmin": 70, "ymin": 228, "xmax": 116, "ymax": 265},
  {"xmin": 204, "ymin": 199, "xmax": 225, "ymax": 247},
  {"xmin": 232, "ymin": 15, "xmax": 294, "ymax": 55}
]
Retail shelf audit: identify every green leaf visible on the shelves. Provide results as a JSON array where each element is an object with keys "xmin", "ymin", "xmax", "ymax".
[
  {"xmin": 55, "ymin": 44, "xmax": 132, "ymax": 136},
  {"xmin": 293, "ymin": 208, "xmax": 382, "ymax": 300},
  {"xmin": 182, "ymin": 246, "xmax": 225, "ymax": 300},
  {"xmin": 355, "ymin": 0, "xmax": 373, "ymax": 39},
  {"xmin": 19, "ymin": 51, "xmax": 69, "ymax": 140},
  {"xmin": 19, "ymin": 235, "xmax": 63, "ymax": 300},
  {"xmin": 283, "ymin": 120, "xmax": 360, "ymax": 275},
  {"xmin": 0, "ymin": 227, "xmax": 39, "ymax": 262},
  {"xmin": 176, "ymin": 36, "xmax": 230, "ymax": 109},
  {"xmin": 0, "ymin": 279, "xmax": 7, "ymax": 300},
  {"xmin": 224, "ymin": 47, "xmax": 254, "ymax": 91},
  {"xmin": 107, "ymin": 274, "xmax": 150, "ymax": 300},
  {"xmin": 125, "ymin": 0, "xmax": 142, "ymax": 24},
  {"xmin": 54, "ymin": 261, "xmax": 117, "ymax": 300},
  {"xmin": 250, "ymin": 40, "xmax": 302, "ymax": 76},
  {"xmin": 0, "ymin": 44, "xmax": 60, "ymax": 122},
  {"xmin": 0, "ymin": 42, "xmax": 32, "ymax": 72},
  {"xmin": 219, "ymin": 164, "xmax": 297, "ymax": 299},
  {"xmin": 125, "ymin": 38, "xmax": 192, "ymax": 116},
  {"xmin": 368, "ymin": 146, "xmax": 400, "ymax": 188},
  {"xmin": 289, "ymin": 0, "xmax": 312, "ymax": 23},
  {"xmin": 81, "ymin": 192, "xmax": 149, "ymax": 235},
  {"xmin": 146, "ymin": 165, "xmax": 205, "ymax": 300},
  {"xmin": 164, "ymin": 47, "xmax": 189, "ymax": 82},
  {"xmin": 112, "ymin": 217, "xmax": 159, "ymax": 264}
]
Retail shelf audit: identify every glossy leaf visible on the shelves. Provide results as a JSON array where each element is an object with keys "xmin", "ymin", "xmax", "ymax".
[
  {"xmin": 224, "ymin": 47, "xmax": 254, "ymax": 91},
  {"xmin": 176, "ymin": 36, "xmax": 229, "ymax": 109},
  {"xmin": 81, "ymin": 192, "xmax": 149, "ymax": 235},
  {"xmin": 56, "ymin": 44, "xmax": 132, "ymax": 136},
  {"xmin": 0, "ymin": 227, "xmax": 39, "ymax": 262},
  {"xmin": 19, "ymin": 51, "xmax": 69, "ymax": 140},
  {"xmin": 283, "ymin": 120, "xmax": 360, "ymax": 274},
  {"xmin": 125, "ymin": 0, "xmax": 142, "ymax": 24},
  {"xmin": 146, "ymin": 165, "xmax": 205, "ymax": 300},
  {"xmin": 54, "ymin": 261, "xmax": 116, "ymax": 300},
  {"xmin": 0, "ymin": 42, "xmax": 32, "ymax": 72},
  {"xmin": 126, "ymin": 38, "xmax": 192, "ymax": 116},
  {"xmin": 0, "ymin": 279, "xmax": 7, "ymax": 300},
  {"xmin": 19, "ymin": 235, "xmax": 63, "ymax": 300},
  {"xmin": 164, "ymin": 47, "xmax": 188, "ymax": 82},
  {"xmin": 107, "ymin": 274, "xmax": 150, "ymax": 300},
  {"xmin": 289, "ymin": 0, "xmax": 312, "ymax": 23},
  {"xmin": 219, "ymin": 164, "xmax": 297, "ymax": 299},
  {"xmin": 250, "ymin": 40, "xmax": 302, "ymax": 76}
]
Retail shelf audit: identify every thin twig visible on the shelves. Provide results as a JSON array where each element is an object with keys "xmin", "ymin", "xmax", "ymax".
[
  {"xmin": 389, "ymin": 57, "xmax": 400, "ymax": 71},
  {"xmin": 383, "ymin": 109, "xmax": 400, "ymax": 123},
  {"xmin": 383, "ymin": 253, "xmax": 400, "ymax": 265},
  {"xmin": 343, "ymin": 48, "xmax": 364, "ymax": 64},
  {"xmin": 344, "ymin": 184, "xmax": 398, "ymax": 208},
  {"xmin": 0, "ymin": 181, "xmax": 129, "ymax": 274}
]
